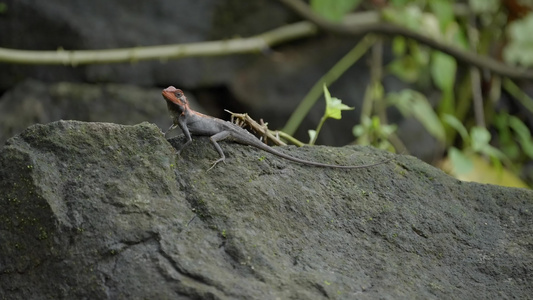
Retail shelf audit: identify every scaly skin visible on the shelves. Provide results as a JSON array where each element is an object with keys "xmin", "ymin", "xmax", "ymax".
[{"xmin": 162, "ymin": 86, "xmax": 391, "ymax": 169}]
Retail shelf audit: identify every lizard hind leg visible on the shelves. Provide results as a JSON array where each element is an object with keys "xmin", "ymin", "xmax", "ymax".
[{"xmin": 207, "ymin": 131, "xmax": 232, "ymax": 170}]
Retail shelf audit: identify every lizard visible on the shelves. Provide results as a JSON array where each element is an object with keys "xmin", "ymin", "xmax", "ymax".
[{"xmin": 162, "ymin": 86, "xmax": 391, "ymax": 170}]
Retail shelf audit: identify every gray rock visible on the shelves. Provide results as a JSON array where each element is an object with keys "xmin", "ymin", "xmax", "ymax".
[{"xmin": 0, "ymin": 121, "xmax": 532, "ymax": 299}]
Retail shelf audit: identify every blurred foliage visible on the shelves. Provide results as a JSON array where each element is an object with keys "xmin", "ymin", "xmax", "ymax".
[
  {"xmin": 387, "ymin": 90, "xmax": 445, "ymax": 143},
  {"xmin": 310, "ymin": 0, "xmax": 363, "ymax": 21},
  {"xmin": 504, "ymin": 14, "xmax": 533, "ymax": 66},
  {"xmin": 0, "ymin": 2, "xmax": 7, "ymax": 14},
  {"xmin": 443, "ymin": 114, "xmax": 510, "ymax": 169},
  {"xmin": 494, "ymin": 113, "xmax": 533, "ymax": 160},
  {"xmin": 307, "ymin": 0, "xmax": 533, "ymax": 188},
  {"xmin": 353, "ymin": 116, "xmax": 397, "ymax": 151},
  {"xmin": 441, "ymin": 153, "xmax": 529, "ymax": 188}
]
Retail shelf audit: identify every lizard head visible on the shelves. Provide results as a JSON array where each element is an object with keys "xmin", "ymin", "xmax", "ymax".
[{"xmin": 162, "ymin": 86, "xmax": 189, "ymax": 115}]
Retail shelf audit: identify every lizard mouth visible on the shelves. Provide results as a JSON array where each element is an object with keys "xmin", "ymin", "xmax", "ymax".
[
  {"xmin": 162, "ymin": 86, "xmax": 178, "ymax": 102},
  {"xmin": 162, "ymin": 86, "xmax": 186, "ymax": 108}
]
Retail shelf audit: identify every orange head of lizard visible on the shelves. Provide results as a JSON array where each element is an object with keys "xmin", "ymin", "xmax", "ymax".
[{"xmin": 162, "ymin": 86, "xmax": 189, "ymax": 116}]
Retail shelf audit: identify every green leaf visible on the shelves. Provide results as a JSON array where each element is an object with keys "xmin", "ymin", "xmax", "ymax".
[
  {"xmin": 310, "ymin": 0, "xmax": 362, "ymax": 22},
  {"xmin": 508, "ymin": 116, "xmax": 530, "ymax": 139},
  {"xmin": 381, "ymin": 123, "xmax": 397, "ymax": 136},
  {"xmin": 428, "ymin": 0, "xmax": 454, "ymax": 30},
  {"xmin": 503, "ymin": 14, "xmax": 533, "ymax": 66},
  {"xmin": 388, "ymin": 57, "xmax": 420, "ymax": 83},
  {"xmin": 420, "ymin": 13, "xmax": 441, "ymax": 38},
  {"xmin": 323, "ymin": 84, "xmax": 354, "ymax": 120},
  {"xmin": 445, "ymin": 22, "xmax": 469, "ymax": 49},
  {"xmin": 469, "ymin": 0, "xmax": 499, "ymax": 14},
  {"xmin": 410, "ymin": 41, "xmax": 430, "ymax": 65},
  {"xmin": 352, "ymin": 125, "xmax": 364, "ymax": 137},
  {"xmin": 431, "ymin": 51, "xmax": 457, "ymax": 92},
  {"xmin": 352, "ymin": 116, "xmax": 370, "ymax": 144},
  {"xmin": 509, "ymin": 116, "xmax": 533, "ymax": 158},
  {"xmin": 447, "ymin": 153, "xmax": 528, "ymax": 188},
  {"xmin": 390, "ymin": 0, "xmax": 409, "ymax": 7},
  {"xmin": 352, "ymin": 116, "xmax": 396, "ymax": 150},
  {"xmin": 382, "ymin": 5, "xmax": 423, "ymax": 30},
  {"xmin": 483, "ymin": 146, "xmax": 508, "ymax": 161},
  {"xmin": 392, "ymin": 37, "xmax": 406, "ymax": 56},
  {"xmin": 442, "ymin": 114, "xmax": 469, "ymax": 143},
  {"xmin": 494, "ymin": 114, "xmax": 520, "ymax": 160},
  {"xmin": 387, "ymin": 90, "xmax": 445, "ymax": 143},
  {"xmin": 470, "ymin": 127, "xmax": 491, "ymax": 152},
  {"xmin": 327, "ymin": 98, "xmax": 354, "ymax": 119},
  {"xmin": 438, "ymin": 89, "xmax": 455, "ymax": 116},
  {"xmin": 470, "ymin": 127, "xmax": 508, "ymax": 160},
  {"xmin": 449, "ymin": 147, "xmax": 474, "ymax": 175}
]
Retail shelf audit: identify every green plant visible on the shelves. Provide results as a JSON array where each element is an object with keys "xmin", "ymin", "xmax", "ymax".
[
  {"xmin": 443, "ymin": 114, "xmax": 510, "ymax": 174},
  {"xmin": 308, "ymin": 85, "xmax": 354, "ymax": 145},
  {"xmin": 503, "ymin": 13, "xmax": 533, "ymax": 67},
  {"xmin": 290, "ymin": 0, "xmax": 533, "ymax": 186},
  {"xmin": 352, "ymin": 116, "xmax": 396, "ymax": 151},
  {"xmin": 494, "ymin": 113, "xmax": 533, "ymax": 161},
  {"xmin": 310, "ymin": 0, "xmax": 362, "ymax": 21},
  {"xmin": 386, "ymin": 90, "xmax": 445, "ymax": 143}
]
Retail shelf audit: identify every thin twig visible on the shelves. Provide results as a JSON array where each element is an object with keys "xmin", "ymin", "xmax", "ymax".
[
  {"xmin": 0, "ymin": 21, "xmax": 318, "ymax": 65},
  {"xmin": 468, "ymin": 15, "xmax": 486, "ymax": 128}
]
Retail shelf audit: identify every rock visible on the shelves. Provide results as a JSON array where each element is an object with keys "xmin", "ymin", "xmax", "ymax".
[{"xmin": 0, "ymin": 121, "xmax": 532, "ymax": 299}]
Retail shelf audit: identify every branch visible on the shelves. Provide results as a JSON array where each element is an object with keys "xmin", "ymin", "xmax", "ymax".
[
  {"xmin": 278, "ymin": 0, "xmax": 533, "ymax": 80},
  {"xmin": 0, "ymin": 11, "xmax": 384, "ymax": 66},
  {"xmin": 0, "ymin": 21, "xmax": 320, "ymax": 65}
]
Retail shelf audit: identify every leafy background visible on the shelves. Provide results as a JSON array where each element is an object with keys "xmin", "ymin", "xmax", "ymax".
[{"xmin": 306, "ymin": 0, "xmax": 533, "ymax": 188}]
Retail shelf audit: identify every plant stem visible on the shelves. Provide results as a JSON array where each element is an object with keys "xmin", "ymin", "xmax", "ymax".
[
  {"xmin": 309, "ymin": 116, "xmax": 328, "ymax": 145},
  {"xmin": 282, "ymin": 34, "xmax": 377, "ymax": 135},
  {"xmin": 503, "ymin": 79, "xmax": 533, "ymax": 114}
]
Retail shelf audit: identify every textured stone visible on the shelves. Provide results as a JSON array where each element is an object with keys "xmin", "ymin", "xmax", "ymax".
[{"xmin": 0, "ymin": 121, "xmax": 531, "ymax": 299}]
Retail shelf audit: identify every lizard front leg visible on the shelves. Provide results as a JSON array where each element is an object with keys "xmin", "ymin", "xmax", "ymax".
[
  {"xmin": 163, "ymin": 124, "xmax": 178, "ymax": 136},
  {"xmin": 207, "ymin": 131, "xmax": 231, "ymax": 170},
  {"xmin": 175, "ymin": 118, "xmax": 193, "ymax": 154}
]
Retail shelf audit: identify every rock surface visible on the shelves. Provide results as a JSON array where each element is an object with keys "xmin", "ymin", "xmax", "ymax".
[{"xmin": 0, "ymin": 121, "xmax": 532, "ymax": 299}]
